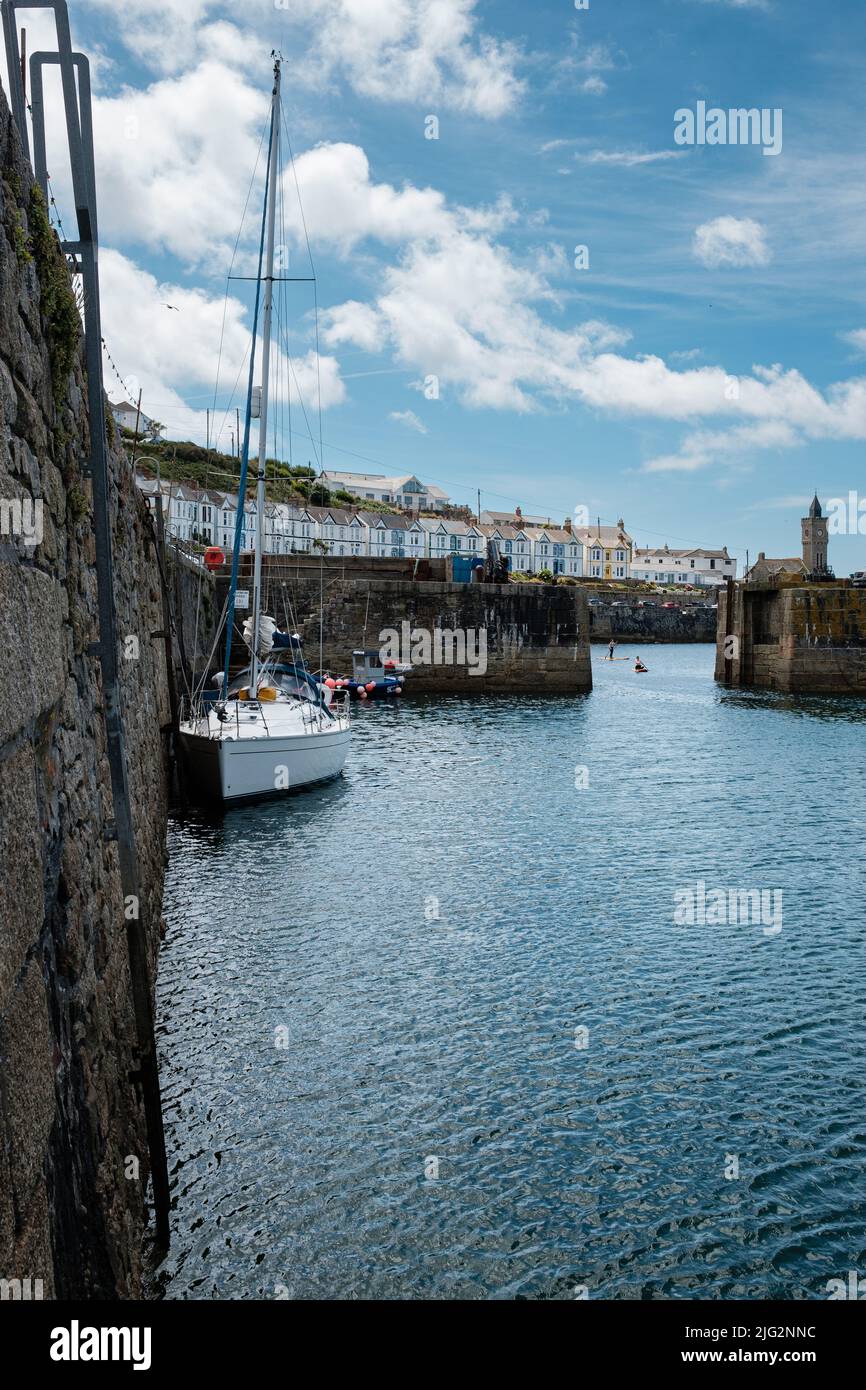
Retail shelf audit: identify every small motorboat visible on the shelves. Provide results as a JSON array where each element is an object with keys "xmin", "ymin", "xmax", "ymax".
[{"xmin": 320, "ymin": 649, "xmax": 410, "ymax": 702}]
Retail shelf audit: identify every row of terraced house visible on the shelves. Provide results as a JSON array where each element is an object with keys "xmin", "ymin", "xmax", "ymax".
[
  {"xmin": 135, "ymin": 474, "xmax": 735, "ymax": 585},
  {"xmin": 135, "ymin": 475, "xmax": 637, "ymax": 578}
]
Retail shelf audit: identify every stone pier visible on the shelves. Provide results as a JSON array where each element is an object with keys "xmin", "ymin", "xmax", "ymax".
[
  {"xmin": 715, "ymin": 579, "xmax": 866, "ymax": 693},
  {"xmin": 213, "ymin": 559, "xmax": 593, "ymax": 693}
]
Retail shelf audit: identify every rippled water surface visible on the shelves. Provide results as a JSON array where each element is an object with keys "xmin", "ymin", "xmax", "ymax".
[{"xmin": 155, "ymin": 645, "xmax": 866, "ymax": 1299}]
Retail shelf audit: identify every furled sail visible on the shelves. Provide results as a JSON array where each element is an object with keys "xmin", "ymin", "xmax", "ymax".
[{"xmin": 242, "ymin": 614, "xmax": 277, "ymax": 657}]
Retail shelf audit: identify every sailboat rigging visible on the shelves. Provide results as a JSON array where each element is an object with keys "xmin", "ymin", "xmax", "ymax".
[{"xmin": 178, "ymin": 59, "xmax": 351, "ymax": 804}]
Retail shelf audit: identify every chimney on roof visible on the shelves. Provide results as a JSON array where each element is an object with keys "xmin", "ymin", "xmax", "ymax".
[
  {"xmin": 515, "ymin": 505, "xmax": 522, "ymax": 522},
  {"xmin": 563, "ymin": 516, "xmax": 572, "ymax": 532}
]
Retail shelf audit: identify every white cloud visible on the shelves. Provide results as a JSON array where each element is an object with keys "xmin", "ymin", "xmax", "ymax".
[
  {"xmin": 321, "ymin": 300, "xmax": 388, "ymax": 353},
  {"xmin": 576, "ymin": 150, "xmax": 686, "ymax": 167},
  {"xmin": 281, "ymin": 142, "xmax": 515, "ymax": 255},
  {"xmin": 840, "ymin": 328, "xmax": 866, "ymax": 355},
  {"xmin": 547, "ymin": 36, "xmax": 619, "ymax": 94},
  {"xmin": 80, "ymin": 0, "xmax": 524, "ymax": 116},
  {"xmin": 280, "ymin": 142, "xmax": 452, "ymax": 254},
  {"xmin": 690, "ymin": 0, "xmax": 769, "ymax": 9},
  {"xmin": 80, "ymin": 0, "xmax": 217, "ymax": 74},
  {"xmin": 300, "ymin": 141, "xmax": 866, "ymax": 465},
  {"xmin": 389, "ymin": 409, "xmax": 427, "ymax": 434},
  {"xmin": 693, "ymin": 216, "xmax": 771, "ymax": 268},
  {"xmin": 669, "ymin": 348, "xmax": 703, "ymax": 363},
  {"xmin": 643, "ymin": 421, "xmax": 799, "ymax": 473},
  {"xmin": 289, "ymin": 0, "xmax": 525, "ymax": 118},
  {"xmin": 99, "ymin": 248, "xmax": 344, "ymax": 446},
  {"xmin": 30, "ymin": 58, "xmax": 269, "ymax": 268}
]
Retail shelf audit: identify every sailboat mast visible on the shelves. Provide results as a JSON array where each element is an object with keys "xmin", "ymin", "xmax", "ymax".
[{"xmin": 251, "ymin": 59, "xmax": 281, "ymax": 693}]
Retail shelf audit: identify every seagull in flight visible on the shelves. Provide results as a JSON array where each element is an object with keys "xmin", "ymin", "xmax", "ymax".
[{"xmin": 161, "ymin": 302, "xmax": 180, "ymax": 311}]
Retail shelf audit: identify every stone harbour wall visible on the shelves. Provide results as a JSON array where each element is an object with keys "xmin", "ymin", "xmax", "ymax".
[
  {"xmin": 715, "ymin": 581, "xmax": 866, "ymax": 693},
  {"xmin": 588, "ymin": 596, "xmax": 717, "ymax": 644},
  {"xmin": 165, "ymin": 545, "xmax": 218, "ymax": 681},
  {"xmin": 219, "ymin": 568, "xmax": 593, "ymax": 693},
  {"xmin": 0, "ymin": 88, "xmax": 170, "ymax": 1298}
]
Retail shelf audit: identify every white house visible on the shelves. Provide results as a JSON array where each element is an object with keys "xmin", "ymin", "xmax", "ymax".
[
  {"xmin": 631, "ymin": 544, "xmax": 736, "ymax": 586},
  {"xmin": 110, "ymin": 399, "xmax": 162, "ymax": 442},
  {"xmin": 320, "ymin": 470, "xmax": 451, "ymax": 512},
  {"xmin": 480, "ymin": 507, "xmax": 552, "ymax": 528},
  {"xmin": 523, "ymin": 525, "xmax": 583, "ymax": 577}
]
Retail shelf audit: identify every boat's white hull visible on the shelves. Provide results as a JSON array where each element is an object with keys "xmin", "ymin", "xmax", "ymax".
[{"xmin": 178, "ymin": 722, "xmax": 350, "ymax": 804}]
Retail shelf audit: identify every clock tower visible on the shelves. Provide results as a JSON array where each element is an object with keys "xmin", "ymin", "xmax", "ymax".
[{"xmin": 801, "ymin": 494, "xmax": 829, "ymax": 575}]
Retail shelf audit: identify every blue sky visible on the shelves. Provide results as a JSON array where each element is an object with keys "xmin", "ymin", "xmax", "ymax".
[{"xmin": 7, "ymin": 0, "xmax": 866, "ymax": 569}]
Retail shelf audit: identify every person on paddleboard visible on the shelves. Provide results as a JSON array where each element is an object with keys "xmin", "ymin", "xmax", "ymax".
[
  {"xmin": 634, "ymin": 656, "xmax": 647, "ymax": 672},
  {"xmin": 608, "ymin": 639, "xmax": 616, "ymax": 660}
]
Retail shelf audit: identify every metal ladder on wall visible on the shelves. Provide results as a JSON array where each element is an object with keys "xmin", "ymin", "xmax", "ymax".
[{"xmin": 1, "ymin": 0, "xmax": 170, "ymax": 1249}]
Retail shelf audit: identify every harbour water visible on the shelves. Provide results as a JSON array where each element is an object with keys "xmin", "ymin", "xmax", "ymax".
[{"xmin": 154, "ymin": 644, "xmax": 866, "ymax": 1299}]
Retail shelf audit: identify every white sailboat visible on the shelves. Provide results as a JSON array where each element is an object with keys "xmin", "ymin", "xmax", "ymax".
[{"xmin": 178, "ymin": 59, "xmax": 350, "ymax": 804}]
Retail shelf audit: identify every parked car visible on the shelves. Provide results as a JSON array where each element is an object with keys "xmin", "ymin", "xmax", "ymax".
[
  {"xmin": 851, "ymin": 571, "xmax": 866, "ymax": 586},
  {"xmin": 662, "ymin": 602, "xmax": 679, "ymax": 609}
]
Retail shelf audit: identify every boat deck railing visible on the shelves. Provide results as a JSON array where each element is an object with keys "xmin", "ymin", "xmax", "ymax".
[{"xmin": 179, "ymin": 691, "xmax": 350, "ymax": 739}]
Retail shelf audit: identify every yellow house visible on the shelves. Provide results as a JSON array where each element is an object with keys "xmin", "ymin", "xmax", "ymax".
[{"xmin": 574, "ymin": 519, "xmax": 634, "ymax": 579}]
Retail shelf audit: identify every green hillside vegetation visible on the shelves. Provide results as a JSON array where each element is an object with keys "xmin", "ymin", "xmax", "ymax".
[
  {"xmin": 126, "ymin": 431, "xmax": 472, "ymax": 521},
  {"xmin": 126, "ymin": 433, "xmax": 381, "ymax": 509}
]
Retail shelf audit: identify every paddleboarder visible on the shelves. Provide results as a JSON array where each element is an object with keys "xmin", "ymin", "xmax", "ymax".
[
  {"xmin": 608, "ymin": 639, "xmax": 616, "ymax": 661},
  {"xmin": 634, "ymin": 656, "xmax": 648, "ymax": 672}
]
